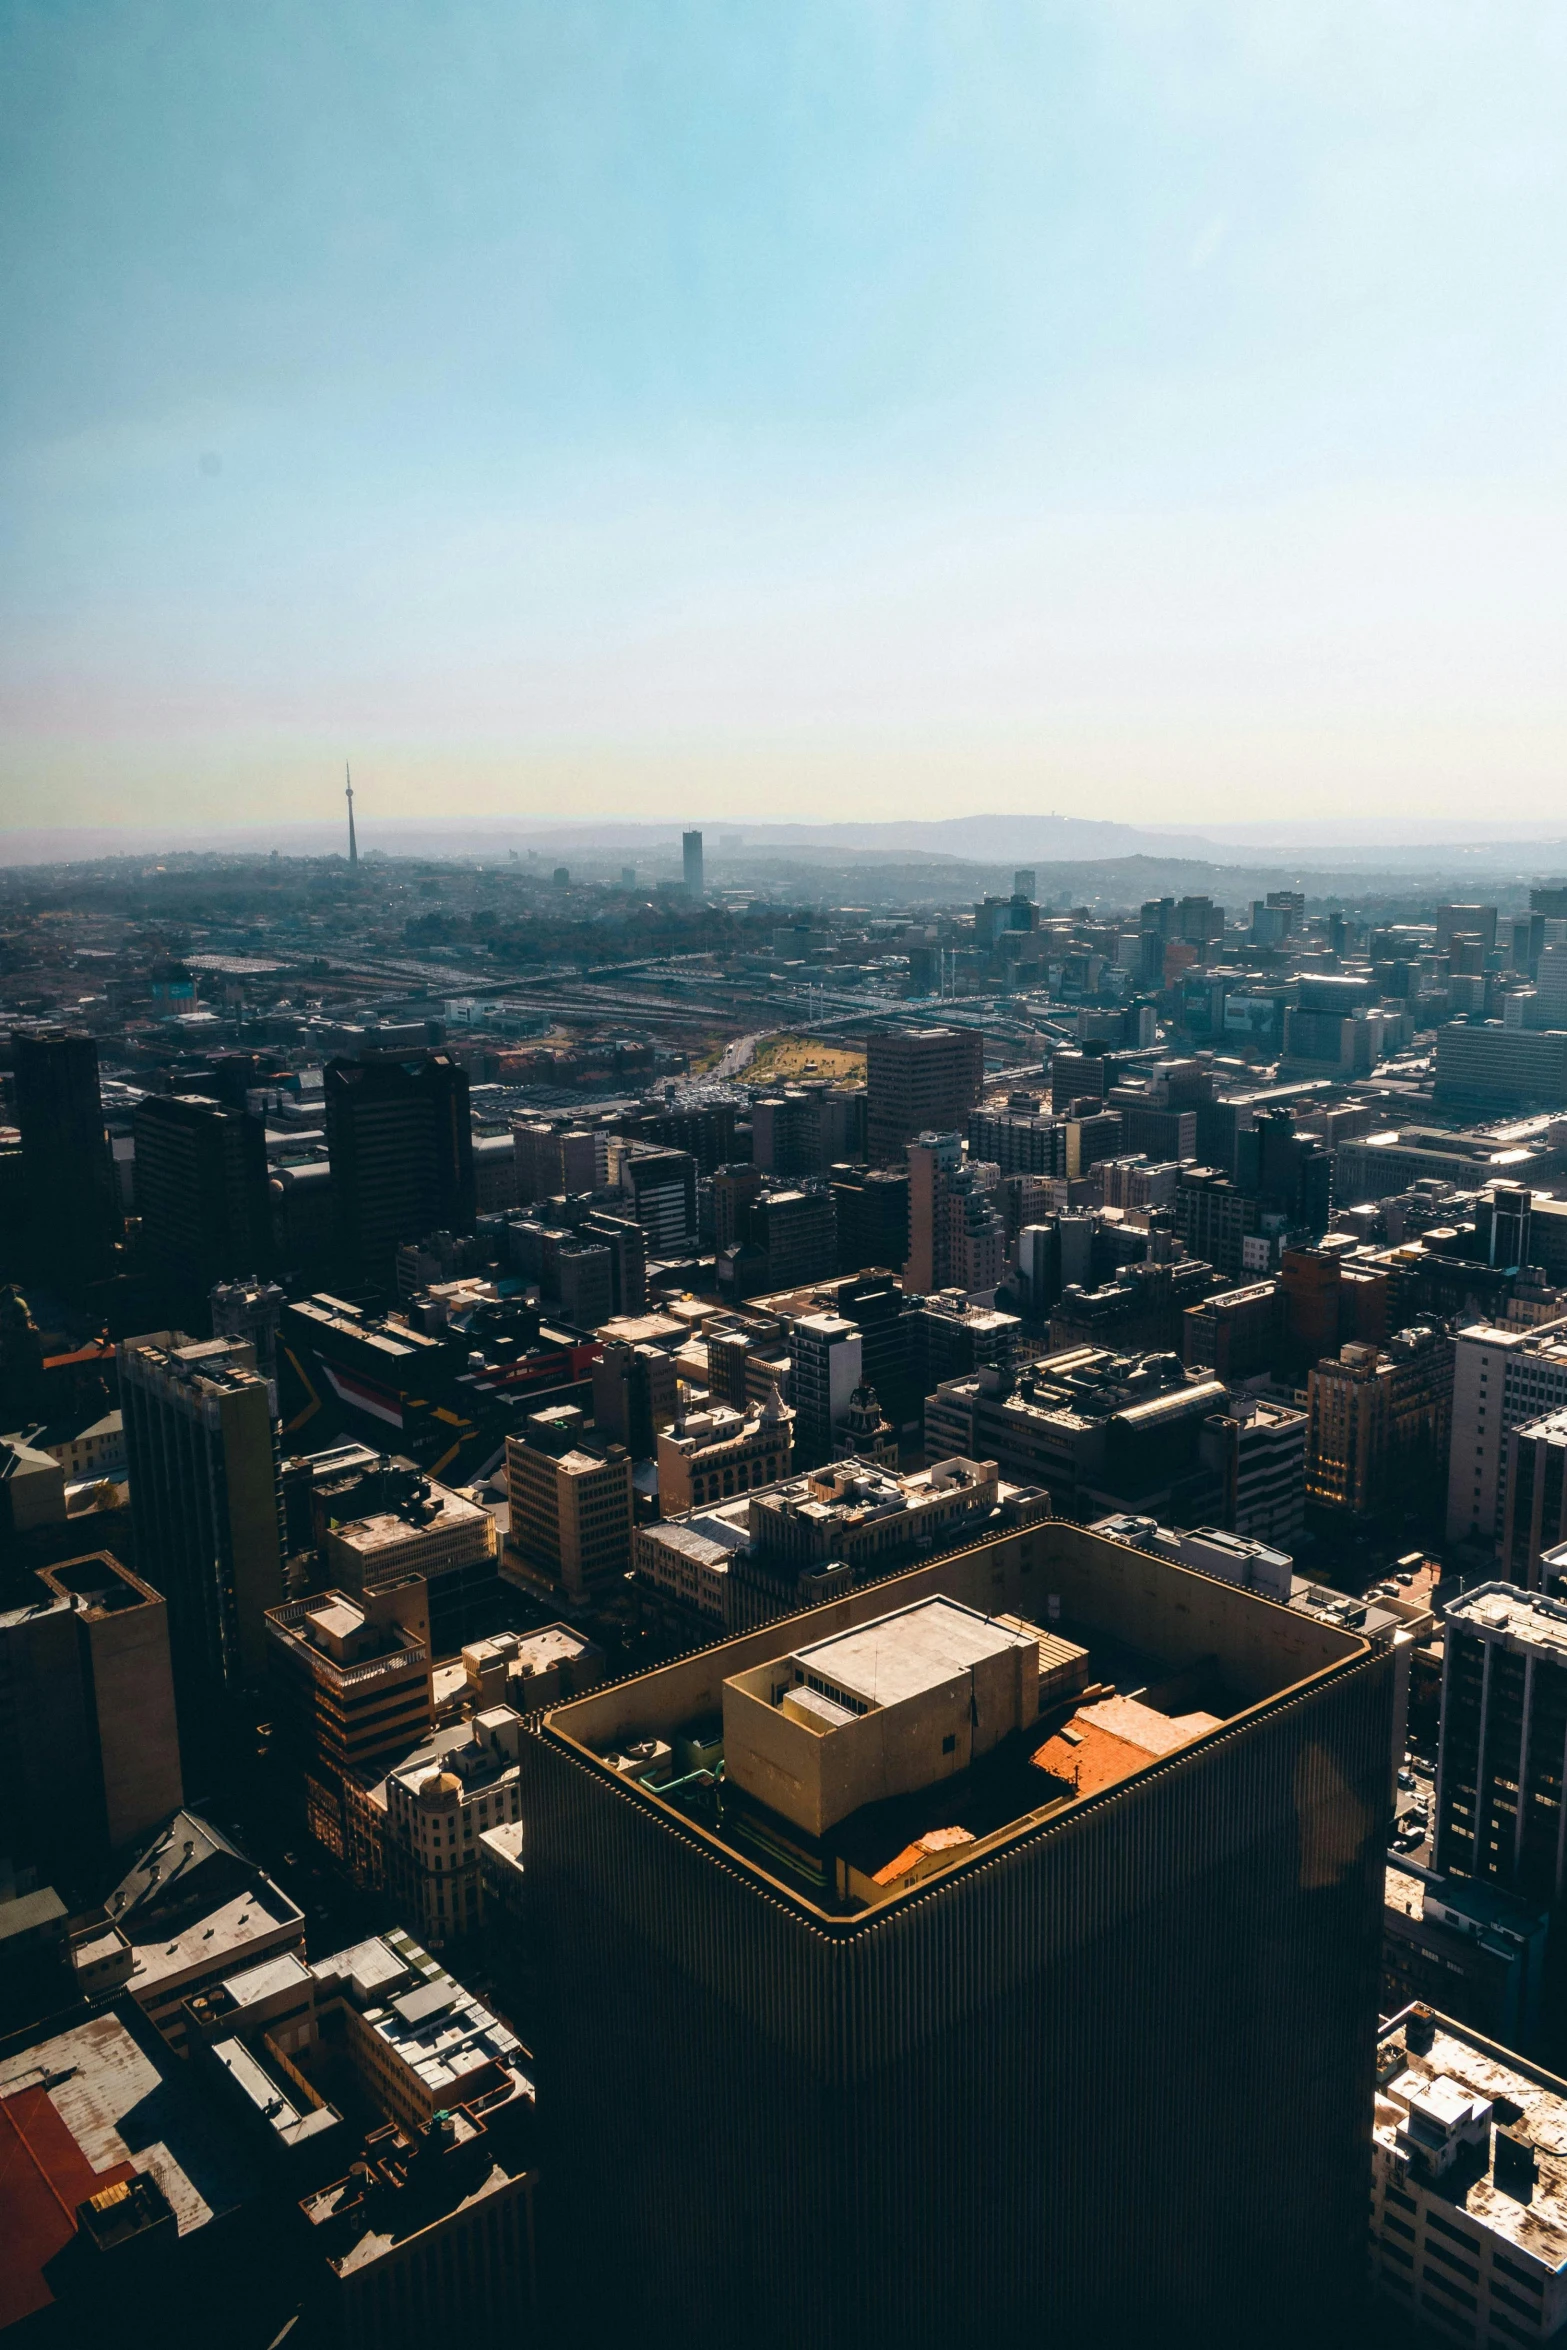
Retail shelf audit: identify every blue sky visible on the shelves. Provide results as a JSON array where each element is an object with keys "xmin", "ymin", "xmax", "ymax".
[{"xmin": 4, "ymin": 1, "xmax": 1567, "ymax": 831}]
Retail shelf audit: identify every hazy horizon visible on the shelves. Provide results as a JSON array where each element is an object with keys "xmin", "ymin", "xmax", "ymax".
[{"xmin": 6, "ymin": 3, "xmax": 1567, "ymax": 830}]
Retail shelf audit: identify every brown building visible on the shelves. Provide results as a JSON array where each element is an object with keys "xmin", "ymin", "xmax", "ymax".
[
  {"xmin": 265, "ymin": 1579, "xmax": 433, "ymax": 1863},
  {"xmin": 656, "ymin": 1390, "xmax": 795, "ymax": 1516},
  {"xmin": 865, "ymin": 1027, "xmax": 985, "ymax": 1166},
  {"xmin": 1306, "ymin": 1324, "xmax": 1454, "ymax": 1514}
]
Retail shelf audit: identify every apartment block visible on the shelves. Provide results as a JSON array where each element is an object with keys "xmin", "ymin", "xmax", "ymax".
[{"xmin": 505, "ymin": 1410, "xmax": 633, "ymax": 1603}]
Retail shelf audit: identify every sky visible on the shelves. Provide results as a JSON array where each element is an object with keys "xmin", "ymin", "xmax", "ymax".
[{"xmin": 4, "ymin": 0, "xmax": 1567, "ymax": 836}]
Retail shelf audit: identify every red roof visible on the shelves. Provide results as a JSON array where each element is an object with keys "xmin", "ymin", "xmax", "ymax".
[{"xmin": 0, "ymin": 2084, "xmax": 135, "ymax": 2327}]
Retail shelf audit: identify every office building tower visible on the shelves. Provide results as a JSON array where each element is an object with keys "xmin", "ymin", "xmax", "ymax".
[
  {"xmin": 265, "ymin": 1578, "xmax": 433, "ymax": 1862},
  {"xmin": 789, "ymin": 1311, "xmax": 862, "ymax": 1464},
  {"xmin": 1198, "ymin": 1393, "xmax": 1308, "ymax": 1547},
  {"xmin": 0, "ymin": 1551, "xmax": 183, "ymax": 1871},
  {"xmin": 118, "ymin": 1333, "xmax": 284, "ymax": 1734},
  {"xmin": 743, "ymin": 1186, "xmax": 837, "ymax": 1291},
  {"xmin": 906, "ymin": 1132, "xmax": 1005, "ymax": 1296},
  {"xmin": 1445, "ymin": 1322, "xmax": 1567, "ymax": 1546},
  {"xmin": 134, "ymin": 1092, "xmax": 272, "ymax": 1306},
  {"xmin": 865, "ymin": 1026, "xmax": 984, "ymax": 1166},
  {"xmin": 1306, "ymin": 1326, "xmax": 1453, "ymax": 1516},
  {"xmin": 325, "ymin": 1052, "xmax": 474, "ymax": 1285},
  {"xmin": 1381, "ymin": 1859, "xmax": 1549, "ymax": 2052},
  {"xmin": 829, "ymin": 1164, "xmax": 909, "ymax": 1275},
  {"xmin": 1536, "ymin": 941, "xmax": 1567, "ymax": 1028},
  {"xmin": 323, "ymin": 1474, "xmax": 499, "ymax": 1659},
  {"xmin": 1436, "ymin": 1023, "xmax": 1567, "ymax": 1107},
  {"xmin": 966, "ymin": 1106, "xmax": 1063, "ymax": 1176},
  {"xmin": 1182, "ymin": 1279, "xmax": 1285, "ymax": 1381},
  {"xmin": 682, "ymin": 828, "xmax": 704, "ymax": 898},
  {"xmin": 505, "ymin": 1409, "xmax": 633, "ymax": 1604},
  {"xmin": 593, "ymin": 1337, "xmax": 678, "ymax": 1454},
  {"xmin": 1371, "ymin": 2004, "xmax": 1567, "ymax": 2344},
  {"xmin": 209, "ymin": 1275, "xmax": 286, "ymax": 1380},
  {"xmin": 1501, "ymin": 1410, "xmax": 1567, "ymax": 1587},
  {"xmin": 1436, "ymin": 1584, "xmax": 1567, "ymax": 1904},
  {"xmin": 1013, "ymin": 868, "xmax": 1036, "ymax": 900},
  {"xmin": 1436, "ymin": 902, "xmax": 1500, "ymax": 954},
  {"xmin": 524, "ymin": 1522, "xmax": 1391, "ymax": 2349},
  {"xmin": 11, "ymin": 1026, "xmax": 120, "ymax": 1287},
  {"xmin": 620, "ymin": 1147, "xmax": 698, "ymax": 1256}
]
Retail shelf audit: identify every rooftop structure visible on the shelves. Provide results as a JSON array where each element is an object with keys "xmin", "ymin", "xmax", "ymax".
[{"xmin": 1372, "ymin": 2004, "xmax": 1567, "ymax": 2343}]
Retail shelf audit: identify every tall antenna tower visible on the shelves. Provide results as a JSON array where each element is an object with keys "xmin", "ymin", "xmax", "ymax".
[{"xmin": 345, "ymin": 764, "xmax": 358, "ymax": 867}]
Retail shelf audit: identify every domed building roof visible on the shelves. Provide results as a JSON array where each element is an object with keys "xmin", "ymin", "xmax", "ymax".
[{"xmin": 417, "ymin": 1769, "xmax": 461, "ymax": 1804}]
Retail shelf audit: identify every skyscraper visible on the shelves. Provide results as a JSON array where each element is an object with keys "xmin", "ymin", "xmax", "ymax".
[
  {"xmin": 325, "ymin": 1052, "xmax": 474, "ymax": 1286},
  {"xmin": 1435, "ymin": 1584, "xmax": 1567, "ymax": 1906},
  {"xmin": 118, "ymin": 1332, "xmax": 284, "ymax": 1749},
  {"xmin": 865, "ymin": 1025, "xmax": 985, "ymax": 1166},
  {"xmin": 788, "ymin": 1310, "xmax": 862, "ymax": 1464},
  {"xmin": 11, "ymin": 1026, "xmax": 120, "ymax": 1288},
  {"xmin": 523, "ymin": 1520, "xmax": 1391, "ymax": 2348},
  {"xmin": 134, "ymin": 1091, "xmax": 272, "ymax": 1310},
  {"xmin": 682, "ymin": 828, "xmax": 704, "ymax": 899}
]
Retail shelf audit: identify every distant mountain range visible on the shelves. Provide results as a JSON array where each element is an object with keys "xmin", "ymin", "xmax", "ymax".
[{"xmin": 4, "ymin": 809, "xmax": 1567, "ymax": 883}]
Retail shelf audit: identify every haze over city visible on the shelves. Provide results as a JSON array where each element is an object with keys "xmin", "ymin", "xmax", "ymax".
[{"xmin": 6, "ymin": 2, "xmax": 1567, "ymax": 833}]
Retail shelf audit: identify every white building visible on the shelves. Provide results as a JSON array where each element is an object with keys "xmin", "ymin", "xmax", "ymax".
[
  {"xmin": 1373, "ymin": 2003, "xmax": 1567, "ymax": 2344},
  {"xmin": 1446, "ymin": 1321, "xmax": 1567, "ymax": 1546}
]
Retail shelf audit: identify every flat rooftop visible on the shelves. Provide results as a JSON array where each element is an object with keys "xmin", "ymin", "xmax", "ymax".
[
  {"xmin": 1377, "ymin": 2011, "xmax": 1567, "ymax": 2271},
  {"xmin": 542, "ymin": 1518, "xmax": 1374, "ymax": 1923},
  {"xmin": 792, "ymin": 1597, "xmax": 1034, "ymax": 1712},
  {"xmin": 1446, "ymin": 1583, "xmax": 1567, "ymax": 1664}
]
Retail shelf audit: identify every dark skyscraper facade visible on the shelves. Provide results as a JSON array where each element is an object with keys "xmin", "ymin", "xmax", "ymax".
[
  {"xmin": 11, "ymin": 1026, "xmax": 120, "ymax": 1288},
  {"xmin": 865, "ymin": 1025, "xmax": 985, "ymax": 1166},
  {"xmin": 524, "ymin": 1522, "xmax": 1391, "ymax": 2350},
  {"xmin": 325, "ymin": 1052, "xmax": 475, "ymax": 1285},
  {"xmin": 134, "ymin": 1091, "xmax": 272, "ymax": 1308}
]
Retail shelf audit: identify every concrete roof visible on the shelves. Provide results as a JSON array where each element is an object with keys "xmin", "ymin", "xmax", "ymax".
[{"xmin": 792, "ymin": 1596, "xmax": 1034, "ymax": 1712}]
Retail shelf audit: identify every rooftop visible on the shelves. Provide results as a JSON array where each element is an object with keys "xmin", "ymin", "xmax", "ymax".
[
  {"xmin": 1446, "ymin": 1583, "xmax": 1567, "ymax": 1664},
  {"xmin": 1376, "ymin": 2009, "xmax": 1567, "ymax": 2271},
  {"xmin": 792, "ymin": 1597, "xmax": 1035, "ymax": 1713}
]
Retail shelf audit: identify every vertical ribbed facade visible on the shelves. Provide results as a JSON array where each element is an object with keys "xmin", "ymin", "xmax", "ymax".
[{"xmin": 525, "ymin": 1640, "xmax": 1391, "ymax": 2349}]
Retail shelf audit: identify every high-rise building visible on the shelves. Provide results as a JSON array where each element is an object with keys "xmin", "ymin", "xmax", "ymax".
[
  {"xmin": 1436, "ymin": 1584, "xmax": 1567, "ymax": 1906},
  {"xmin": 325, "ymin": 1052, "xmax": 474, "ymax": 1285},
  {"xmin": 1306, "ymin": 1326, "xmax": 1453, "ymax": 1515},
  {"xmin": 1444, "ymin": 1321, "xmax": 1567, "ymax": 1546},
  {"xmin": 265, "ymin": 1577, "xmax": 433, "ymax": 1862},
  {"xmin": 829, "ymin": 1164, "xmax": 909, "ymax": 1275},
  {"xmin": 0, "ymin": 1550, "xmax": 183, "ymax": 1870},
  {"xmin": 209, "ymin": 1275, "xmax": 286, "ymax": 1379},
  {"xmin": 118, "ymin": 1332, "xmax": 284, "ymax": 1739},
  {"xmin": 323, "ymin": 1474, "xmax": 499, "ymax": 1658},
  {"xmin": 1198, "ymin": 1393, "xmax": 1308, "ymax": 1547},
  {"xmin": 505, "ymin": 1408, "xmax": 633, "ymax": 1604},
  {"xmin": 682, "ymin": 828, "xmax": 704, "ymax": 899},
  {"xmin": 865, "ymin": 1026, "xmax": 984, "ymax": 1165},
  {"xmin": 523, "ymin": 1522, "xmax": 1391, "ymax": 2347},
  {"xmin": 744, "ymin": 1186, "xmax": 837, "ymax": 1290},
  {"xmin": 134, "ymin": 1092, "xmax": 272, "ymax": 1306},
  {"xmin": 10, "ymin": 1026, "xmax": 120, "ymax": 1287},
  {"xmin": 1501, "ymin": 1409, "xmax": 1567, "ymax": 1588},
  {"xmin": 906, "ymin": 1132, "xmax": 1006, "ymax": 1295},
  {"xmin": 619, "ymin": 1147, "xmax": 698, "ymax": 1256},
  {"xmin": 788, "ymin": 1310, "xmax": 862, "ymax": 1464},
  {"xmin": 1436, "ymin": 1023, "xmax": 1567, "ymax": 1107}
]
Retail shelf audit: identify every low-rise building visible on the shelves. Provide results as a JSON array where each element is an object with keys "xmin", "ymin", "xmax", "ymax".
[
  {"xmin": 655, "ymin": 1387, "xmax": 794, "ymax": 1514},
  {"xmin": 460, "ymin": 1621, "xmax": 604, "ymax": 1712},
  {"xmin": 1372, "ymin": 2003, "xmax": 1567, "ymax": 2343},
  {"xmin": 1383, "ymin": 1861, "xmax": 1550, "ymax": 2055},
  {"xmin": 89, "ymin": 1810, "xmax": 305, "ymax": 2054},
  {"xmin": 374, "ymin": 1709, "xmax": 525, "ymax": 1946},
  {"xmin": 1087, "ymin": 1515, "xmax": 1294, "ymax": 1604}
]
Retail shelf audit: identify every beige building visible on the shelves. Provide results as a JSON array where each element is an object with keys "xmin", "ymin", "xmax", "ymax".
[
  {"xmin": 505, "ymin": 1415, "xmax": 633, "ymax": 1604},
  {"xmin": 326, "ymin": 1478, "xmax": 494, "ymax": 1595},
  {"xmin": 374, "ymin": 1708, "xmax": 525, "ymax": 1946},
  {"xmin": 1307, "ymin": 1324, "xmax": 1454, "ymax": 1514},
  {"xmin": 723, "ymin": 1595, "xmax": 1086, "ymax": 1840},
  {"xmin": 656, "ymin": 1388, "xmax": 794, "ymax": 1515}
]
